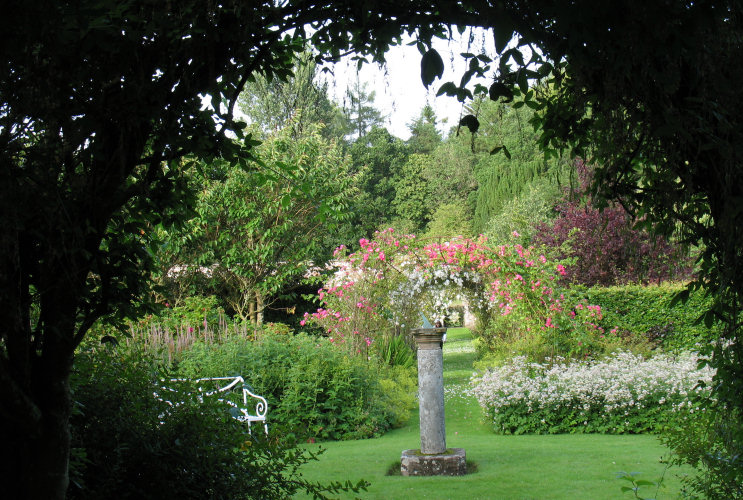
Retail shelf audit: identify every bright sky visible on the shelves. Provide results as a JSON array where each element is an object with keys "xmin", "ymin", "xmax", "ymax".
[{"xmin": 322, "ymin": 32, "xmax": 494, "ymax": 140}]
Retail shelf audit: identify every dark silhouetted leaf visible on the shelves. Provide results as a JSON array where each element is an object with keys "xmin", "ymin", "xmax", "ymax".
[
  {"xmin": 489, "ymin": 82, "xmax": 513, "ymax": 102},
  {"xmin": 459, "ymin": 114, "xmax": 480, "ymax": 133},
  {"xmin": 421, "ymin": 48, "xmax": 444, "ymax": 88}
]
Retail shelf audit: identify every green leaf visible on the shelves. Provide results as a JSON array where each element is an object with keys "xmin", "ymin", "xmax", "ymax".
[
  {"xmin": 517, "ymin": 70, "xmax": 529, "ymax": 93},
  {"xmin": 669, "ymin": 288, "xmax": 690, "ymax": 308},
  {"xmin": 421, "ymin": 48, "xmax": 444, "ymax": 88},
  {"xmin": 459, "ymin": 114, "xmax": 480, "ymax": 133},
  {"xmin": 436, "ymin": 81, "xmax": 459, "ymax": 97},
  {"xmin": 281, "ymin": 193, "xmax": 292, "ymax": 208}
]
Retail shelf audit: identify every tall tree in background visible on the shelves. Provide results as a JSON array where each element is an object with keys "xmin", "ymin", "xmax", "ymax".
[
  {"xmin": 466, "ymin": 97, "xmax": 564, "ymax": 233},
  {"xmin": 348, "ymin": 126, "xmax": 409, "ymax": 237},
  {"xmin": 238, "ymin": 52, "xmax": 350, "ymax": 140},
  {"xmin": 407, "ymin": 104, "xmax": 441, "ymax": 154},
  {"xmin": 424, "ymin": 139, "xmax": 478, "ymax": 209},
  {"xmin": 390, "ymin": 153, "xmax": 433, "ymax": 233},
  {"xmin": 345, "ymin": 79, "xmax": 385, "ymax": 139}
]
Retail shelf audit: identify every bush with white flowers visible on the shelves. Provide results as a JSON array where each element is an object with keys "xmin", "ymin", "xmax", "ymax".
[{"xmin": 470, "ymin": 351, "xmax": 714, "ymax": 434}]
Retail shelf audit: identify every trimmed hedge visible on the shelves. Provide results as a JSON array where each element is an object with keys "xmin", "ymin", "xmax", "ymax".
[{"xmin": 572, "ymin": 283, "xmax": 719, "ymax": 350}]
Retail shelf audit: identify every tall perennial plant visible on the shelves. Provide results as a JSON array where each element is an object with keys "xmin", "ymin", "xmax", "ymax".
[{"xmin": 471, "ymin": 351, "xmax": 714, "ymax": 434}]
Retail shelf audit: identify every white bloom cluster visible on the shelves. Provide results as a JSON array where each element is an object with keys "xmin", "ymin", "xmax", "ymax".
[{"xmin": 470, "ymin": 351, "xmax": 714, "ymax": 431}]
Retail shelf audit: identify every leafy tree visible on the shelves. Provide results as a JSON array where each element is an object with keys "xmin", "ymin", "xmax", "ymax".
[
  {"xmin": 484, "ymin": 178, "xmax": 560, "ymax": 246},
  {"xmin": 166, "ymin": 126, "xmax": 355, "ymax": 324},
  {"xmin": 390, "ymin": 153, "xmax": 433, "ymax": 232},
  {"xmin": 348, "ymin": 126, "xmax": 410, "ymax": 237},
  {"xmin": 424, "ymin": 139, "xmax": 479, "ymax": 208},
  {"xmin": 238, "ymin": 51, "xmax": 350, "ymax": 140},
  {"xmin": 465, "ymin": 97, "xmax": 562, "ymax": 233}
]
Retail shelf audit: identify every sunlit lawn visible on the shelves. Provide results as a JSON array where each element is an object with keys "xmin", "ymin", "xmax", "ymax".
[{"xmin": 295, "ymin": 328, "xmax": 689, "ymax": 499}]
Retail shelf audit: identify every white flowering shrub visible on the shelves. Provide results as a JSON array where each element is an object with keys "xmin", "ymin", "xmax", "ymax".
[{"xmin": 470, "ymin": 351, "xmax": 714, "ymax": 434}]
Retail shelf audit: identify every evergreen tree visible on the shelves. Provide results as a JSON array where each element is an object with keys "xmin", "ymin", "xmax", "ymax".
[
  {"xmin": 407, "ymin": 104, "xmax": 441, "ymax": 154},
  {"xmin": 465, "ymin": 97, "xmax": 565, "ymax": 233},
  {"xmin": 348, "ymin": 127, "xmax": 409, "ymax": 237},
  {"xmin": 345, "ymin": 79, "xmax": 385, "ymax": 139},
  {"xmin": 238, "ymin": 52, "xmax": 350, "ymax": 140}
]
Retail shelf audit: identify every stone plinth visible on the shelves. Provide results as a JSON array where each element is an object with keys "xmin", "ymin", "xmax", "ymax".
[
  {"xmin": 412, "ymin": 328, "xmax": 447, "ymax": 454},
  {"xmin": 400, "ymin": 448, "xmax": 466, "ymax": 476}
]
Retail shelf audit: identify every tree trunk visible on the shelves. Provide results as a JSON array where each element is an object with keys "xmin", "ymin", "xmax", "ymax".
[
  {"xmin": 249, "ymin": 299, "xmax": 256, "ymax": 326},
  {"xmin": 3, "ymin": 354, "xmax": 73, "ymax": 499},
  {"xmin": 256, "ymin": 291, "xmax": 264, "ymax": 326}
]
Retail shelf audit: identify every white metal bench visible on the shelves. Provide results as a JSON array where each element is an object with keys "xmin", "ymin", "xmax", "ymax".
[{"xmin": 158, "ymin": 376, "xmax": 268, "ymax": 435}]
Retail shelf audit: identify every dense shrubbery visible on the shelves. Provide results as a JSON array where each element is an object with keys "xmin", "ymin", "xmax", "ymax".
[
  {"xmin": 535, "ymin": 162, "xmax": 692, "ymax": 287},
  {"xmin": 476, "ymin": 282, "xmax": 720, "ymax": 364},
  {"xmin": 662, "ymin": 404, "xmax": 743, "ymax": 499},
  {"xmin": 471, "ymin": 351, "xmax": 712, "ymax": 435},
  {"xmin": 176, "ymin": 332, "xmax": 416, "ymax": 440},
  {"xmin": 572, "ymin": 284, "xmax": 719, "ymax": 350},
  {"xmin": 69, "ymin": 342, "xmax": 368, "ymax": 499}
]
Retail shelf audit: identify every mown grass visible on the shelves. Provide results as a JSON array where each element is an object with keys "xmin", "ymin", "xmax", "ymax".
[{"xmin": 294, "ymin": 328, "xmax": 689, "ymax": 499}]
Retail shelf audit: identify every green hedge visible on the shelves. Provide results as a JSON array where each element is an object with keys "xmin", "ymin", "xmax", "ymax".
[
  {"xmin": 176, "ymin": 332, "xmax": 416, "ymax": 440},
  {"xmin": 573, "ymin": 283, "xmax": 719, "ymax": 350}
]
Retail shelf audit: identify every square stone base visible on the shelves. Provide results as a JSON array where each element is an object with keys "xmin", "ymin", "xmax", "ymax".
[{"xmin": 400, "ymin": 448, "xmax": 466, "ymax": 476}]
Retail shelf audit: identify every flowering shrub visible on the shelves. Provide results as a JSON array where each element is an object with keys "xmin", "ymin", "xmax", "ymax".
[
  {"xmin": 535, "ymin": 161, "xmax": 693, "ymax": 286},
  {"xmin": 305, "ymin": 229, "xmax": 617, "ymax": 361},
  {"xmin": 470, "ymin": 351, "xmax": 713, "ymax": 434}
]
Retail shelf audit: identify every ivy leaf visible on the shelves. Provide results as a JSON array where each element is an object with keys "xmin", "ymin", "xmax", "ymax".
[
  {"xmin": 421, "ymin": 48, "xmax": 444, "ymax": 88},
  {"xmin": 459, "ymin": 114, "xmax": 480, "ymax": 133}
]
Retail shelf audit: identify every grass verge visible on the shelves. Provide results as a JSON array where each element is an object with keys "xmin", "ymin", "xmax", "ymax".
[{"xmin": 294, "ymin": 328, "xmax": 688, "ymax": 499}]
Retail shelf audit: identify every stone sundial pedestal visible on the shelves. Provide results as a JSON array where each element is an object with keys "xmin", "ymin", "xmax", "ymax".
[{"xmin": 400, "ymin": 318, "xmax": 466, "ymax": 476}]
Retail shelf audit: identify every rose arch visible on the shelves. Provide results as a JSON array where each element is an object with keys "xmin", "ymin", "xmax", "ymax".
[{"xmin": 304, "ymin": 229, "xmax": 607, "ymax": 360}]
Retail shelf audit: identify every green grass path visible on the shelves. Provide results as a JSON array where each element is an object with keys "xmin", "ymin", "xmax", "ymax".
[{"xmin": 295, "ymin": 328, "xmax": 685, "ymax": 499}]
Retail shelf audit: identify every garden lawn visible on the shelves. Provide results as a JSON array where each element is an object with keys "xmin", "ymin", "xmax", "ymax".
[{"xmin": 294, "ymin": 328, "xmax": 689, "ymax": 499}]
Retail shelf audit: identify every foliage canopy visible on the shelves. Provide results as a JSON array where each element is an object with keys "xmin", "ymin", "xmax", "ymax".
[{"xmin": 3, "ymin": 0, "xmax": 743, "ymax": 497}]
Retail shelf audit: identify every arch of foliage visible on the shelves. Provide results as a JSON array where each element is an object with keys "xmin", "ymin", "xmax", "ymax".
[{"xmin": 4, "ymin": 1, "xmax": 742, "ymax": 496}]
